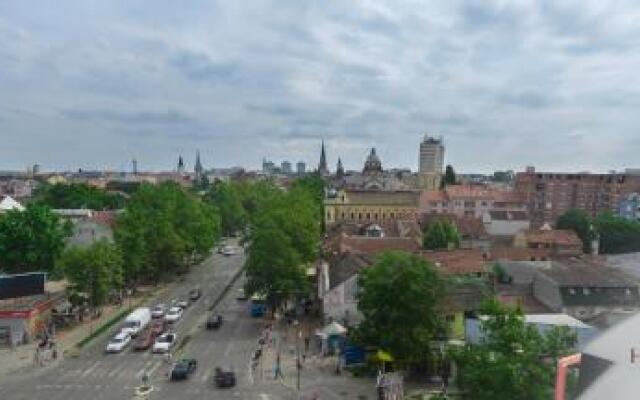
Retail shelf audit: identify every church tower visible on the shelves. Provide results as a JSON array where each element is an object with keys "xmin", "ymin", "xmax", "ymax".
[
  {"xmin": 194, "ymin": 150, "xmax": 203, "ymax": 183},
  {"xmin": 318, "ymin": 140, "xmax": 329, "ymax": 176},
  {"xmin": 177, "ymin": 155, "xmax": 185, "ymax": 175},
  {"xmin": 336, "ymin": 157, "xmax": 344, "ymax": 179}
]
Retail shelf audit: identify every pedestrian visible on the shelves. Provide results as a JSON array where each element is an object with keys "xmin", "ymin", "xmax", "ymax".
[
  {"xmin": 164, "ymin": 351, "xmax": 172, "ymax": 364},
  {"xmin": 304, "ymin": 336, "xmax": 310, "ymax": 352}
]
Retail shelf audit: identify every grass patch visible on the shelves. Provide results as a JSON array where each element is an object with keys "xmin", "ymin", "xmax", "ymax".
[{"xmin": 75, "ymin": 307, "xmax": 131, "ymax": 349}]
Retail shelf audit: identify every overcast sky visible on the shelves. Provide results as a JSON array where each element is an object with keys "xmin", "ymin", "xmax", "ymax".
[{"xmin": 2, "ymin": 1, "xmax": 640, "ymax": 173}]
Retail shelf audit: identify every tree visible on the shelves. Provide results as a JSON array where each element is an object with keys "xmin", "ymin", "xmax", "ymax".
[
  {"xmin": 595, "ymin": 211, "xmax": 640, "ymax": 253},
  {"xmin": 556, "ymin": 209, "xmax": 593, "ymax": 253},
  {"xmin": 440, "ymin": 165, "xmax": 457, "ymax": 188},
  {"xmin": 356, "ymin": 251, "xmax": 445, "ymax": 366},
  {"xmin": 204, "ymin": 181, "xmax": 247, "ymax": 236},
  {"xmin": 57, "ymin": 240, "xmax": 124, "ymax": 309},
  {"xmin": 243, "ymin": 179, "xmax": 321, "ymax": 310},
  {"xmin": 423, "ymin": 220, "xmax": 461, "ymax": 250},
  {"xmin": 244, "ymin": 226, "xmax": 306, "ymax": 311},
  {"xmin": 451, "ymin": 299, "xmax": 576, "ymax": 400},
  {"xmin": 34, "ymin": 183, "xmax": 126, "ymax": 210},
  {"xmin": 114, "ymin": 182, "xmax": 220, "ymax": 284},
  {"xmin": 0, "ymin": 204, "xmax": 71, "ymax": 274}
]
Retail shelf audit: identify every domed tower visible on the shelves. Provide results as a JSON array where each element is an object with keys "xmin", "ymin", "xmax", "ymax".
[{"xmin": 363, "ymin": 148, "xmax": 382, "ymax": 174}]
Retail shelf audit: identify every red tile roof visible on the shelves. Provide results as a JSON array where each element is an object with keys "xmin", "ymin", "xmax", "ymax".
[
  {"xmin": 89, "ymin": 211, "xmax": 118, "ymax": 228},
  {"xmin": 526, "ymin": 229, "xmax": 582, "ymax": 247},
  {"xmin": 418, "ymin": 249, "xmax": 489, "ymax": 275},
  {"xmin": 337, "ymin": 235, "xmax": 421, "ymax": 255}
]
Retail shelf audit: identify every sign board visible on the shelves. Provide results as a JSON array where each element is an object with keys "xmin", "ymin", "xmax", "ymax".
[{"xmin": 0, "ymin": 273, "xmax": 46, "ymax": 300}]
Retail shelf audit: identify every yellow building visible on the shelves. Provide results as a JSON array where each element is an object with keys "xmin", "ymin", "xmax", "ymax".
[{"xmin": 324, "ymin": 189, "xmax": 421, "ymax": 226}]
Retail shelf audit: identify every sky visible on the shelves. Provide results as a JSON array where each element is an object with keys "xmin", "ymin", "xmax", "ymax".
[{"xmin": 1, "ymin": 1, "xmax": 640, "ymax": 173}]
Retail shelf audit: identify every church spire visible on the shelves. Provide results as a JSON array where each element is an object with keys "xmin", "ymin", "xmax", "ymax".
[
  {"xmin": 318, "ymin": 140, "xmax": 328, "ymax": 175},
  {"xmin": 177, "ymin": 155, "xmax": 185, "ymax": 174},
  {"xmin": 336, "ymin": 157, "xmax": 344, "ymax": 179},
  {"xmin": 194, "ymin": 150, "xmax": 203, "ymax": 182}
]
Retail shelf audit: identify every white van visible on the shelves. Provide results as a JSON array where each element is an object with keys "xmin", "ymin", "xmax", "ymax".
[{"xmin": 121, "ymin": 307, "xmax": 151, "ymax": 337}]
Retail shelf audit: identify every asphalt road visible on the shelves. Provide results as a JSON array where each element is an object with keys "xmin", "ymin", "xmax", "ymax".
[{"xmin": 0, "ymin": 247, "xmax": 295, "ymax": 400}]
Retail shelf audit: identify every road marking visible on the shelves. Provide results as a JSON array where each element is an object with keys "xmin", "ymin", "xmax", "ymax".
[
  {"xmin": 147, "ymin": 360, "xmax": 162, "ymax": 377},
  {"xmin": 81, "ymin": 360, "xmax": 102, "ymax": 377}
]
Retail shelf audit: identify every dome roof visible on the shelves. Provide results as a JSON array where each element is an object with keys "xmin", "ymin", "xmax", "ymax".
[{"xmin": 363, "ymin": 148, "xmax": 383, "ymax": 174}]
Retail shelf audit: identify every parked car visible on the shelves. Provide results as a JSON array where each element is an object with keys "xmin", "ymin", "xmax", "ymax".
[
  {"xmin": 152, "ymin": 332, "xmax": 177, "ymax": 353},
  {"xmin": 214, "ymin": 366, "xmax": 236, "ymax": 388},
  {"xmin": 105, "ymin": 331, "xmax": 131, "ymax": 353},
  {"xmin": 206, "ymin": 314, "xmax": 223, "ymax": 330},
  {"xmin": 188, "ymin": 288, "xmax": 201, "ymax": 302},
  {"xmin": 133, "ymin": 329, "xmax": 154, "ymax": 351},
  {"xmin": 164, "ymin": 307, "xmax": 183, "ymax": 323},
  {"xmin": 149, "ymin": 319, "xmax": 167, "ymax": 336},
  {"xmin": 170, "ymin": 359, "xmax": 197, "ymax": 380},
  {"xmin": 151, "ymin": 304, "xmax": 166, "ymax": 319}
]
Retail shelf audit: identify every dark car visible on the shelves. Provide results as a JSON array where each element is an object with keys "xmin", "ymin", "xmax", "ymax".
[
  {"xmin": 133, "ymin": 329, "xmax": 154, "ymax": 351},
  {"xmin": 170, "ymin": 359, "xmax": 197, "ymax": 381},
  {"xmin": 206, "ymin": 314, "xmax": 223, "ymax": 330},
  {"xmin": 150, "ymin": 319, "xmax": 167, "ymax": 337},
  {"xmin": 214, "ymin": 366, "xmax": 236, "ymax": 388},
  {"xmin": 189, "ymin": 288, "xmax": 202, "ymax": 302}
]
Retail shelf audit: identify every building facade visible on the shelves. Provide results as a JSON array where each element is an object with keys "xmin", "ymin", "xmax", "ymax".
[
  {"xmin": 324, "ymin": 189, "xmax": 421, "ymax": 226},
  {"xmin": 419, "ymin": 135, "xmax": 444, "ymax": 174},
  {"xmin": 515, "ymin": 167, "xmax": 640, "ymax": 227}
]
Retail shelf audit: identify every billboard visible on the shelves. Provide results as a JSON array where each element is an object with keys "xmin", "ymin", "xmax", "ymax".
[{"xmin": 0, "ymin": 273, "xmax": 46, "ymax": 300}]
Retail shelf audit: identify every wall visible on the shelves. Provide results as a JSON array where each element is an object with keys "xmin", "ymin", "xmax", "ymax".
[
  {"xmin": 485, "ymin": 219, "xmax": 530, "ymax": 236},
  {"xmin": 322, "ymin": 275, "xmax": 363, "ymax": 327}
]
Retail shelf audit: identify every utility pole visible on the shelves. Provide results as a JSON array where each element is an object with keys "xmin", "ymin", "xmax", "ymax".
[{"xmin": 297, "ymin": 329, "xmax": 302, "ymax": 399}]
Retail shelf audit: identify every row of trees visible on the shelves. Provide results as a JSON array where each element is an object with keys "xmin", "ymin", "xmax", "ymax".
[
  {"xmin": 243, "ymin": 175, "xmax": 324, "ymax": 311},
  {"xmin": 0, "ymin": 182, "xmax": 221, "ymax": 309},
  {"xmin": 354, "ymin": 251, "xmax": 576, "ymax": 399},
  {"xmin": 34, "ymin": 182, "xmax": 126, "ymax": 210},
  {"xmin": 557, "ymin": 208, "xmax": 640, "ymax": 254}
]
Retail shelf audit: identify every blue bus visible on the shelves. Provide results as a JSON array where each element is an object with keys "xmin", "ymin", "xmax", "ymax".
[{"xmin": 249, "ymin": 294, "xmax": 267, "ymax": 317}]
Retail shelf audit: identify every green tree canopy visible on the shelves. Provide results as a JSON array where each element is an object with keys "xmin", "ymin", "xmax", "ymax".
[
  {"xmin": 114, "ymin": 182, "xmax": 220, "ymax": 284},
  {"xmin": 0, "ymin": 204, "xmax": 71, "ymax": 274},
  {"xmin": 423, "ymin": 219, "xmax": 461, "ymax": 250},
  {"xmin": 556, "ymin": 209, "xmax": 593, "ymax": 253},
  {"xmin": 451, "ymin": 299, "xmax": 576, "ymax": 400},
  {"xmin": 204, "ymin": 181, "xmax": 247, "ymax": 236},
  {"xmin": 440, "ymin": 165, "xmax": 457, "ymax": 188},
  {"xmin": 57, "ymin": 240, "xmax": 124, "ymax": 309},
  {"xmin": 34, "ymin": 183, "xmax": 126, "ymax": 210},
  {"xmin": 595, "ymin": 211, "xmax": 640, "ymax": 253},
  {"xmin": 356, "ymin": 251, "xmax": 445, "ymax": 366},
  {"xmin": 243, "ymin": 179, "xmax": 321, "ymax": 310}
]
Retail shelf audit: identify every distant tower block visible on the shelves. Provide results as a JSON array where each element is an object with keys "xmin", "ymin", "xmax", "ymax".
[
  {"xmin": 419, "ymin": 134, "xmax": 445, "ymax": 174},
  {"xmin": 132, "ymin": 159, "xmax": 138, "ymax": 175}
]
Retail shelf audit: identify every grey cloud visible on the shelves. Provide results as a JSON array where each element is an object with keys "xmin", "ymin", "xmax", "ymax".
[
  {"xmin": 62, "ymin": 109, "xmax": 195, "ymax": 126},
  {"xmin": 497, "ymin": 91, "xmax": 554, "ymax": 109},
  {"xmin": 169, "ymin": 50, "xmax": 236, "ymax": 82}
]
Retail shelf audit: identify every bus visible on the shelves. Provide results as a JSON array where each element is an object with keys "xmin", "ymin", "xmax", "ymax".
[{"xmin": 249, "ymin": 294, "xmax": 267, "ymax": 317}]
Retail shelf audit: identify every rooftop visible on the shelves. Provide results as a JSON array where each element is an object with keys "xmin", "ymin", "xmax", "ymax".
[{"xmin": 537, "ymin": 260, "xmax": 638, "ymax": 288}]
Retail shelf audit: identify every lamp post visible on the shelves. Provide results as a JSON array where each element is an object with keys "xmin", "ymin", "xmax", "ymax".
[{"xmin": 297, "ymin": 329, "xmax": 302, "ymax": 400}]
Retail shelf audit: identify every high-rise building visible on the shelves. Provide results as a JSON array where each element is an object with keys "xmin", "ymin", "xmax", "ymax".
[
  {"xmin": 318, "ymin": 140, "xmax": 329, "ymax": 175},
  {"xmin": 281, "ymin": 161, "xmax": 292, "ymax": 175},
  {"xmin": 262, "ymin": 158, "xmax": 275, "ymax": 174},
  {"xmin": 296, "ymin": 161, "xmax": 306, "ymax": 175},
  {"xmin": 419, "ymin": 135, "xmax": 444, "ymax": 174}
]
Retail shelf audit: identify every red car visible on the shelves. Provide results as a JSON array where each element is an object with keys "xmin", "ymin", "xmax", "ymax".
[
  {"xmin": 150, "ymin": 319, "xmax": 167, "ymax": 337},
  {"xmin": 133, "ymin": 329, "xmax": 154, "ymax": 351}
]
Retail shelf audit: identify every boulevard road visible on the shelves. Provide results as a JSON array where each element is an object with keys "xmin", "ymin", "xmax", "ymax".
[{"xmin": 0, "ymin": 248, "xmax": 297, "ymax": 400}]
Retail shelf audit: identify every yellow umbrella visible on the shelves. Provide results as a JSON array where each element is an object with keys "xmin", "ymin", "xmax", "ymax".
[
  {"xmin": 375, "ymin": 350, "xmax": 394, "ymax": 363},
  {"xmin": 375, "ymin": 349, "xmax": 393, "ymax": 373}
]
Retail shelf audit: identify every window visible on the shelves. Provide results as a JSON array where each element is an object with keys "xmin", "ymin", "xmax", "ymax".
[
  {"xmin": 583, "ymin": 288, "xmax": 590, "ymax": 295},
  {"xmin": 341, "ymin": 212, "xmax": 345, "ymax": 220},
  {"xmin": 366, "ymin": 213, "xmax": 370, "ymax": 220},
  {"xmin": 374, "ymin": 213, "xmax": 378, "ymax": 220},
  {"xmin": 358, "ymin": 213, "xmax": 362, "ymax": 220},
  {"xmin": 569, "ymin": 288, "xmax": 576, "ymax": 295},
  {"xmin": 351, "ymin": 213, "xmax": 355, "ymax": 220}
]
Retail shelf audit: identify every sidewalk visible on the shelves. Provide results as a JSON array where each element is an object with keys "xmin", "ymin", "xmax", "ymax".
[
  {"xmin": 255, "ymin": 315, "xmax": 377, "ymax": 399},
  {"xmin": 0, "ymin": 285, "xmax": 166, "ymax": 378}
]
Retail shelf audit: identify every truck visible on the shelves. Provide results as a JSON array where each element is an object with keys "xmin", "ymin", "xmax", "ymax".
[{"xmin": 120, "ymin": 307, "xmax": 151, "ymax": 337}]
